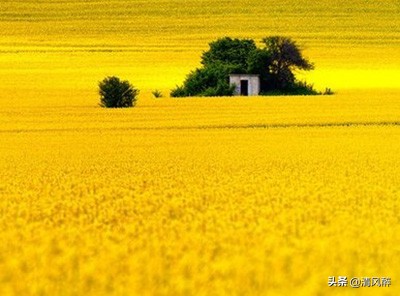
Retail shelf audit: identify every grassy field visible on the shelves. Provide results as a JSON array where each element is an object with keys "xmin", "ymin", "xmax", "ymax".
[{"xmin": 1, "ymin": 0, "xmax": 400, "ymax": 295}]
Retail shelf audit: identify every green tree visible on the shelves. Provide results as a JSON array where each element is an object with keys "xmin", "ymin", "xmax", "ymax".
[
  {"xmin": 201, "ymin": 37, "xmax": 257, "ymax": 73},
  {"xmin": 98, "ymin": 76, "xmax": 139, "ymax": 108},
  {"xmin": 171, "ymin": 37, "xmax": 256, "ymax": 97},
  {"xmin": 261, "ymin": 36, "xmax": 314, "ymax": 90},
  {"xmin": 171, "ymin": 36, "xmax": 318, "ymax": 97}
]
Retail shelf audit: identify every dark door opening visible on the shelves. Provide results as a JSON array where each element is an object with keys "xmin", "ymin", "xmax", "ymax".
[{"xmin": 240, "ymin": 80, "xmax": 249, "ymax": 96}]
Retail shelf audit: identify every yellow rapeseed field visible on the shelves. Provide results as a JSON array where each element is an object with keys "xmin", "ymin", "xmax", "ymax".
[{"xmin": 0, "ymin": 0, "xmax": 399, "ymax": 295}]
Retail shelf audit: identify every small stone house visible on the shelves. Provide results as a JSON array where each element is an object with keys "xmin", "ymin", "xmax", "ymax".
[{"xmin": 229, "ymin": 74, "xmax": 260, "ymax": 96}]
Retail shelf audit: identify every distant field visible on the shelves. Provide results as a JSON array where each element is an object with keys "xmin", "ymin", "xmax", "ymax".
[
  {"xmin": 0, "ymin": 0, "xmax": 399, "ymax": 104},
  {"xmin": 1, "ymin": 1, "xmax": 400, "ymax": 295}
]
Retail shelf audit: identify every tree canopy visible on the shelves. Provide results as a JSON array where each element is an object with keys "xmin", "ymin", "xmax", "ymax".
[
  {"xmin": 171, "ymin": 36, "xmax": 317, "ymax": 97},
  {"xmin": 260, "ymin": 36, "xmax": 314, "ymax": 90},
  {"xmin": 201, "ymin": 37, "xmax": 257, "ymax": 73},
  {"xmin": 99, "ymin": 76, "xmax": 139, "ymax": 108}
]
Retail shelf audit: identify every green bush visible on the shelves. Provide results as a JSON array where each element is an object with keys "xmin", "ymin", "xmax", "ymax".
[
  {"xmin": 323, "ymin": 88, "xmax": 335, "ymax": 95},
  {"xmin": 152, "ymin": 90, "xmax": 163, "ymax": 98},
  {"xmin": 260, "ymin": 81, "xmax": 320, "ymax": 96},
  {"xmin": 287, "ymin": 81, "xmax": 319, "ymax": 95},
  {"xmin": 98, "ymin": 76, "xmax": 139, "ymax": 108},
  {"xmin": 171, "ymin": 63, "xmax": 235, "ymax": 97}
]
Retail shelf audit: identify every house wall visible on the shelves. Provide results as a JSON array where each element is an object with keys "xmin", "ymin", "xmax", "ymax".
[{"xmin": 229, "ymin": 75, "xmax": 260, "ymax": 96}]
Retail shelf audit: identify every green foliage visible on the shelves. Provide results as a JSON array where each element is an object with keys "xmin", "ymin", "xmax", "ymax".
[
  {"xmin": 201, "ymin": 80, "xmax": 236, "ymax": 97},
  {"xmin": 171, "ymin": 63, "xmax": 235, "ymax": 97},
  {"xmin": 247, "ymin": 48, "xmax": 271, "ymax": 75},
  {"xmin": 99, "ymin": 76, "xmax": 138, "ymax": 108},
  {"xmin": 170, "ymin": 86, "xmax": 186, "ymax": 98},
  {"xmin": 287, "ymin": 81, "xmax": 319, "ymax": 95},
  {"xmin": 201, "ymin": 37, "xmax": 257, "ymax": 73},
  {"xmin": 172, "ymin": 35, "xmax": 326, "ymax": 97},
  {"xmin": 247, "ymin": 48, "xmax": 273, "ymax": 91},
  {"xmin": 171, "ymin": 37, "xmax": 257, "ymax": 97},
  {"xmin": 259, "ymin": 36, "xmax": 314, "ymax": 91},
  {"xmin": 152, "ymin": 89, "xmax": 163, "ymax": 98},
  {"xmin": 262, "ymin": 36, "xmax": 314, "ymax": 71},
  {"xmin": 323, "ymin": 88, "xmax": 335, "ymax": 95},
  {"xmin": 260, "ymin": 81, "xmax": 319, "ymax": 96}
]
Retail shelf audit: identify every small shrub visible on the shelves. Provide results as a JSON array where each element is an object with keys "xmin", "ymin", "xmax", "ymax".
[
  {"xmin": 323, "ymin": 88, "xmax": 334, "ymax": 95},
  {"xmin": 152, "ymin": 90, "xmax": 163, "ymax": 98},
  {"xmin": 99, "ymin": 76, "xmax": 139, "ymax": 108},
  {"xmin": 288, "ymin": 81, "xmax": 319, "ymax": 95}
]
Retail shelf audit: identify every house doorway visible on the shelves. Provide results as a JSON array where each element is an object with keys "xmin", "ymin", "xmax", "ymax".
[{"xmin": 240, "ymin": 80, "xmax": 249, "ymax": 96}]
